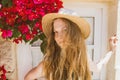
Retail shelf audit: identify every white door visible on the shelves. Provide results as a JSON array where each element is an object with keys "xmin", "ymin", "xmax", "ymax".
[{"xmin": 64, "ymin": 2, "xmax": 108, "ymax": 80}]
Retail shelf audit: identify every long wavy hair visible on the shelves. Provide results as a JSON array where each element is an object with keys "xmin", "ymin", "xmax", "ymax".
[{"xmin": 43, "ymin": 18, "xmax": 91, "ymax": 80}]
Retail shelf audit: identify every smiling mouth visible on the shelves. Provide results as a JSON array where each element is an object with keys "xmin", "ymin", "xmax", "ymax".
[
  {"xmin": 58, "ymin": 41, "xmax": 62, "ymax": 44},
  {"xmin": 58, "ymin": 41, "xmax": 64, "ymax": 43}
]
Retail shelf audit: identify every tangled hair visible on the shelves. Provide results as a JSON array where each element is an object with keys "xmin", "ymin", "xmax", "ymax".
[{"xmin": 43, "ymin": 18, "xmax": 91, "ymax": 80}]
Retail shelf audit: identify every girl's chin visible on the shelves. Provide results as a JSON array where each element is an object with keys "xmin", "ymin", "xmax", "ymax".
[
  {"xmin": 57, "ymin": 42, "xmax": 67, "ymax": 48},
  {"xmin": 59, "ymin": 44, "xmax": 67, "ymax": 49}
]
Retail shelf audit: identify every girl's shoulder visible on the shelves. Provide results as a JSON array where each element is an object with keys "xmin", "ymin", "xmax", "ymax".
[{"xmin": 36, "ymin": 61, "xmax": 45, "ymax": 78}]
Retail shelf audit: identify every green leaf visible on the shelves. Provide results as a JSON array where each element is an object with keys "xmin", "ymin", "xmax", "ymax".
[
  {"xmin": 39, "ymin": 33, "xmax": 46, "ymax": 40},
  {"xmin": 22, "ymin": 35, "xmax": 29, "ymax": 43},
  {"xmin": 8, "ymin": 0, "xmax": 12, "ymax": 7},
  {"xmin": 2, "ymin": 0, "xmax": 12, "ymax": 7},
  {"xmin": 40, "ymin": 39, "xmax": 47, "ymax": 54},
  {"xmin": 30, "ymin": 36, "xmax": 39, "ymax": 44},
  {"xmin": 12, "ymin": 29, "xmax": 21, "ymax": 38},
  {"xmin": 0, "ymin": 23, "xmax": 3, "ymax": 28}
]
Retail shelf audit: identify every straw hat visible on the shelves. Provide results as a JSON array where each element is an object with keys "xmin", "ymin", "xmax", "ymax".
[{"xmin": 42, "ymin": 8, "xmax": 90, "ymax": 39}]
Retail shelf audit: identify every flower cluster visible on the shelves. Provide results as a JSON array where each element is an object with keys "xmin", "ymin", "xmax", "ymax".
[
  {"xmin": 0, "ymin": 65, "xmax": 6, "ymax": 80},
  {"xmin": 0, "ymin": 0, "xmax": 63, "ymax": 44}
]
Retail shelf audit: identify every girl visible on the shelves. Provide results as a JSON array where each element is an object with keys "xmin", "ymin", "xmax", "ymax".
[{"xmin": 25, "ymin": 8, "xmax": 117, "ymax": 80}]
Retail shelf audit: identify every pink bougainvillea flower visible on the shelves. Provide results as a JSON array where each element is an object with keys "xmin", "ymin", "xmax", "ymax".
[
  {"xmin": 7, "ymin": 30, "xmax": 13, "ymax": 37},
  {"xmin": 26, "ymin": 1, "xmax": 34, "ymax": 8},
  {"xmin": 25, "ymin": 9, "xmax": 32, "ymax": 15},
  {"xmin": 34, "ymin": 22, "xmax": 43, "ymax": 31},
  {"xmin": 33, "ymin": 0, "xmax": 43, "ymax": 4},
  {"xmin": 0, "ymin": 65, "xmax": 6, "ymax": 80},
  {"xmin": 1, "ymin": 74, "xmax": 6, "ymax": 80},
  {"xmin": 39, "ymin": 23, "xmax": 43, "ymax": 31},
  {"xmin": 32, "ymin": 28, "xmax": 38, "ymax": 35},
  {"xmin": 1, "ymin": 30, "xmax": 8, "ymax": 38},
  {"xmin": 22, "ymin": 15, "xmax": 27, "ymax": 21},
  {"xmin": 28, "ymin": 12, "xmax": 38, "ymax": 21},
  {"xmin": 13, "ymin": 36, "xmax": 22, "ymax": 44},
  {"xmin": 25, "ymin": 33, "xmax": 33, "ymax": 40},
  {"xmin": 1, "ymin": 66, "xmax": 6, "ymax": 74},
  {"xmin": 6, "ymin": 15, "xmax": 16, "ymax": 26},
  {"xmin": 56, "ymin": 0, "xmax": 63, "ymax": 8},
  {"xmin": 15, "ymin": 6, "xmax": 23, "ymax": 13},
  {"xmin": 35, "ymin": 8, "xmax": 45, "ymax": 16},
  {"xmin": 19, "ymin": 12, "xmax": 26, "ymax": 18},
  {"xmin": 38, "ymin": 11, "xmax": 45, "ymax": 16},
  {"xmin": 0, "ymin": 11, "xmax": 3, "ymax": 18},
  {"xmin": 0, "ymin": 5, "xmax": 1, "ymax": 8},
  {"xmin": 1, "ymin": 30, "xmax": 13, "ymax": 38},
  {"xmin": 18, "ymin": 24, "xmax": 29, "ymax": 34},
  {"xmin": 0, "ymin": 0, "xmax": 63, "ymax": 49},
  {"xmin": 35, "ymin": 22, "xmax": 40, "ymax": 28}
]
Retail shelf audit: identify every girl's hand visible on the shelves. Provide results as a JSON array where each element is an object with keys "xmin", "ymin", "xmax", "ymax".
[{"xmin": 109, "ymin": 35, "xmax": 118, "ymax": 52}]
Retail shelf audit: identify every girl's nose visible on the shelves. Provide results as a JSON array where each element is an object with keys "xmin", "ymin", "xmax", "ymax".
[
  {"xmin": 58, "ymin": 33, "xmax": 63, "ymax": 38},
  {"xmin": 56, "ymin": 33, "xmax": 63, "ymax": 40}
]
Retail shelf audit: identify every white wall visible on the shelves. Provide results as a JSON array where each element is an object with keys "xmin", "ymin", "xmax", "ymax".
[
  {"xmin": 115, "ymin": 1, "xmax": 120, "ymax": 80},
  {"xmin": 17, "ymin": 41, "xmax": 44, "ymax": 80},
  {"xmin": 106, "ymin": 1, "xmax": 118, "ymax": 80},
  {"xmin": 17, "ymin": 42, "xmax": 32, "ymax": 80}
]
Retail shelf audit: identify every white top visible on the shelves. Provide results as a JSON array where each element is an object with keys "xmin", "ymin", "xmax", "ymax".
[{"xmin": 88, "ymin": 51, "xmax": 113, "ymax": 72}]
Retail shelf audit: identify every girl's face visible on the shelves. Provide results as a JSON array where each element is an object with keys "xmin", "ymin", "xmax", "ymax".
[{"xmin": 53, "ymin": 19, "xmax": 68, "ymax": 48}]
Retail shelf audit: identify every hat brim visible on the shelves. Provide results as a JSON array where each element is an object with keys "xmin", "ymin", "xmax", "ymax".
[{"xmin": 42, "ymin": 13, "xmax": 90, "ymax": 39}]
